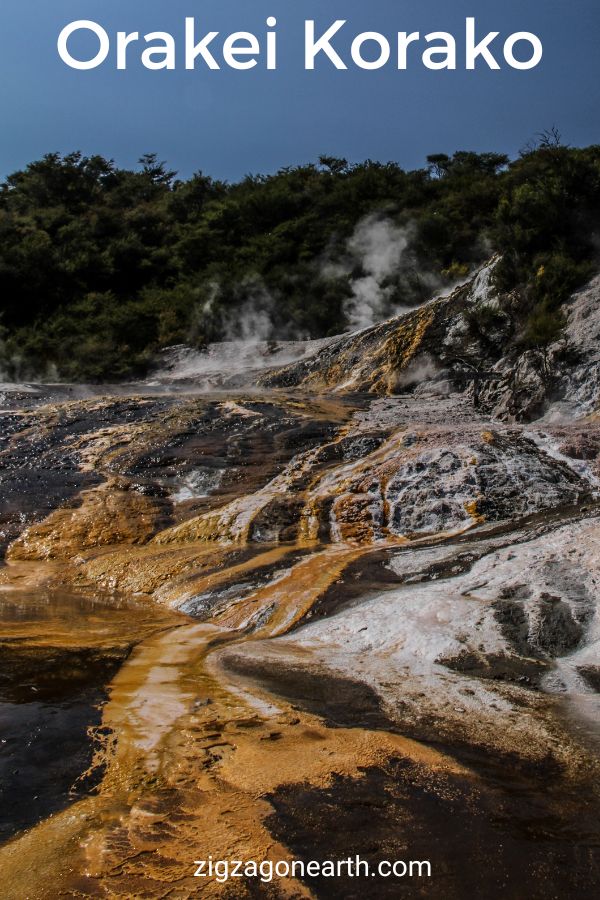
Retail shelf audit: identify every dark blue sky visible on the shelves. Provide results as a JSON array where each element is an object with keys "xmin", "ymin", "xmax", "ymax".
[{"xmin": 1, "ymin": 1, "xmax": 599, "ymax": 180}]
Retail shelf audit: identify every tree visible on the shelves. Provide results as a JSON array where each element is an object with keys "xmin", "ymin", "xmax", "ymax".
[
  {"xmin": 138, "ymin": 153, "xmax": 177, "ymax": 187},
  {"xmin": 318, "ymin": 155, "xmax": 348, "ymax": 175}
]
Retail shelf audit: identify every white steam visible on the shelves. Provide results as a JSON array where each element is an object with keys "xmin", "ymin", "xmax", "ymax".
[
  {"xmin": 326, "ymin": 213, "xmax": 470, "ymax": 334},
  {"xmin": 345, "ymin": 215, "xmax": 410, "ymax": 330},
  {"xmin": 394, "ymin": 353, "xmax": 452, "ymax": 395},
  {"xmin": 325, "ymin": 214, "xmax": 436, "ymax": 333},
  {"xmin": 222, "ymin": 288, "xmax": 276, "ymax": 344},
  {"xmin": 198, "ymin": 278, "xmax": 307, "ymax": 344},
  {"xmin": 192, "ymin": 212, "xmax": 474, "ymax": 356}
]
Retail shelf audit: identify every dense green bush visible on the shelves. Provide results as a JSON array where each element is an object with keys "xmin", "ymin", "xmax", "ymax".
[
  {"xmin": 0, "ymin": 142, "xmax": 599, "ymax": 380},
  {"xmin": 492, "ymin": 143, "xmax": 600, "ymax": 347}
]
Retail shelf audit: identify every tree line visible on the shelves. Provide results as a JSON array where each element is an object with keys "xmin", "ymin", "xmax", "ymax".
[{"xmin": 0, "ymin": 137, "xmax": 598, "ymax": 380}]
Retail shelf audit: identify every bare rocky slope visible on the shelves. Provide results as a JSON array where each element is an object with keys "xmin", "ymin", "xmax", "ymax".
[
  {"xmin": 1, "ymin": 261, "xmax": 599, "ymax": 897},
  {"xmin": 149, "ymin": 257, "xmax": 600, "ymax": 422}
]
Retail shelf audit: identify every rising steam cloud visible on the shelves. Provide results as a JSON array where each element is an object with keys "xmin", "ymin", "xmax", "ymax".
[
  {"xmin": 324, "ymin": 213, "xmax": 451, "ymax": 333},
  {"xmin": 195, "ymin": 212, "xmax": 464, "ymax": 348},
  {"xmin": 198, "ymin": 278, "xmax": 305, "ymax": 345},
  {"xmin": 344, "ymin": 215, "xmax": 410, "ymax": 330}
]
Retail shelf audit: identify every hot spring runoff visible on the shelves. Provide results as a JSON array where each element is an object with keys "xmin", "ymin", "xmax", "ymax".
[{"xmin": 57, "ymin": 18, "xmax": 543, "ymax": 72}]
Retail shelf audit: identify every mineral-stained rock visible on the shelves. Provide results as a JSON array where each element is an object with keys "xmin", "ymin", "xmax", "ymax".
[
  {"xmin": 6, "ymin": 478, "xmax": 168, "ymax": 561},
  {"xmin": 1, "ymin": 258, "xmax": 600, "ymax": 898},
  {"xmin": 492, "ymin": 596, "xmax": 531, "ymax": 655},
  {"xmin": 530, "ymin": 592, "xmax": 584, "ymax": 656},
  {"xmin": 436, "ymin": 649, "xmax": 550, "ymax": 688},
  {"xmin": 257, "ymin": 260, "xmax": 600, "ymax": 421},
  {"xmin": 578, "ymin": 666, "xmax": 600, "ymax": 692}
]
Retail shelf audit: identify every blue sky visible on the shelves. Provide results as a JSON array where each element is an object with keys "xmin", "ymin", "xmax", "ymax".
[{"xmin": 1, "ymin": 1, "xmax": 599, "ymax": 180}]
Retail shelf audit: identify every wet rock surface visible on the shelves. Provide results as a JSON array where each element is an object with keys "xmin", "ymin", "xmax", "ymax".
[
  {"xmin": 0, "ymin": 580, "xmax": 180, "ymax": 845},
  {"xmin": 266, "ymin": 756, "xmax": 600, "ymax": 899},
  {"xmin": 0, "ymin": 685, "xmax": 111, "ymax": 843},
  {"xmin": 578, "ymin": 665, "xmax": 600, "ymax": 692},
  {"xmin": 0, "ymin": 262, "xmax": 599, "ymax": 896}
]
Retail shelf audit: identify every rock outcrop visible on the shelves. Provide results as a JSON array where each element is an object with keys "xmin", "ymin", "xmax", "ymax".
[{"xmin": 143, "ymin": 258, "xmax": 600, "ymax": 424}]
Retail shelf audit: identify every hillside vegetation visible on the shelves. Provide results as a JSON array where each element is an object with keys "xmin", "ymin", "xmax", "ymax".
[{"xmin": 0, "ymin": 138, "xmax": 599, "ymax": 380}]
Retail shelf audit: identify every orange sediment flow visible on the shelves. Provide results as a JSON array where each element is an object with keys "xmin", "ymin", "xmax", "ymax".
[
  {"xmin": 0, "ymin": 387, "xmax": 482, "ymax": 897},
  {"xmin": 0, "ymin": 542, "xmax": 467, "ymax": 899},
  {"xmin": 0, "ymin": 559, "xmax": 181, "ymax": 650},
  {"xmin": 6, "ymin": 479, "xmax": 165, "ymax": 562},
  {"xmin": 212, "ymin": 544, "xmax": 366, "ymax": 635},
  {"xmin": 77, "ymin": 541, "xmax": 300, "ymax": 607}
]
